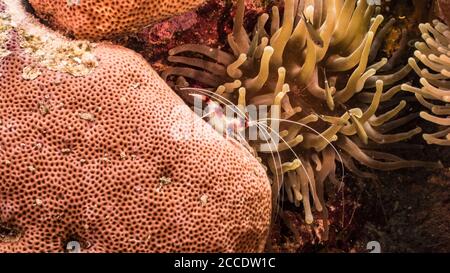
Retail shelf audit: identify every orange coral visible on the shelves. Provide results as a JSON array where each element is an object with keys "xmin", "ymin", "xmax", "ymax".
[
  {"xmin": 28, "ymin": 0, "xmax": 205, "ymax": 40},
  {"xmin": 0, "ymin": 0, "xmax": 271, "ymax": 252}
]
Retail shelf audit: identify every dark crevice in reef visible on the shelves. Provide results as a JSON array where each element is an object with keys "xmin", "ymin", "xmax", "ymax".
[
  {"xmin": 22, "ymin": 0, "xmax": 78, "ymax": 39},
  {"xmin": 0, "ymin": 223, "xmax": 22, "ymax": 243},
  {"xmin": 21, "ymin": 1, "xmax": 52, "ymax": 33},
  {"xmin": 22, "ymin": 0, "xmax": 34, "ymax": 14}
]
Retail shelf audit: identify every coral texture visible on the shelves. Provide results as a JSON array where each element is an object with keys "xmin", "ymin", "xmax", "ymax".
[
  {"xmin": 28, "ymin": 0, "xmax": 205, "ymax": 40},
  {"xmin": 0, "ymin": 0, "xmax": 271, "ymax": 252},
  {"xmin": 402, "ymin": 20, "xmax": 450, "ymax": 146},
  {"xmin": 163, "ymin": 0, "xmax": 443, "ymax": 235}
]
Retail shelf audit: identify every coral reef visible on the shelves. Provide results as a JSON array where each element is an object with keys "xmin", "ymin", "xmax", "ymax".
[
  {"xmin": 0, "ymin": 0, "xmax": 271, "ymax": 252},
  {"xmin": 402, "ymin": 20, "xmax": 450, "ymax": 146},
  {"xmin": 28, "ymin": 0, "xmax": 206, "ymax": 40},
  {"xmin": 163, "ymin": 0, "xmax": 443, "ymax": 237}
]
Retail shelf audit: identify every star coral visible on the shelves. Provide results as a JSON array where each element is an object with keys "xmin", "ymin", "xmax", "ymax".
[
  {"xmin": 0, "ymin": 0, "xmax": 271, "ymax": 252},
  {"xmin": 28, "ymin": 0, "xmax": 206, "ymax": 40}
]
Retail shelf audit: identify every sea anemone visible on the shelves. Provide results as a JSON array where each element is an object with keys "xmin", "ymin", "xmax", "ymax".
[
  {"xmin": 162, "ymin": 0, "xmax": 442, "ymax": 234},
  {"xmin": 401, "ymin": 20, "xmax": 450, "ymax": 146}
]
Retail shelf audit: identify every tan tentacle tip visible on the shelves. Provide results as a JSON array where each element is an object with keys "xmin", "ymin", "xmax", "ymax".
[
  {"xmin": 423, "ymin": 134, "xmax": 450, "ymax": 148},
  {"xmin": 419, "ymin": 77, "xmax": 430, "ymax": 86},
  {"xmin": 305, "ymin": 5, "xmax": 315, "ymax": 22},
  {"xmin": 280, "ymin": 130, "xmax": 289, "ymax": 138},
  {"xmin": 281, "ymin": 159, "xmax": 302, "ymax": 173},
  {"xmin": 420, "ymin": 111, "xmax": 450, "ymax": 126},
  {"xmin": 413, "ymin": 50, "xmax": 422, "ymax": 59},
  {"xmin": 376, "ymin": 79, "xmax": 383, "ymax": 88},
  {"xmin": 216, "ymin": 85, "xmax": 226, "ymax": 94},
  {"xmin": 419, "ymin": 111, "xmax": 432, "ymax": 122},
  {"xmin": 350, "ymin": 108, "xmax": 363, "ymax": 118},
  {"xmin": 401, "ymin": 83, "xmax": 421, "ymax": 94},
  {"xmin": 408, "ymin": 57, "xmax": 417, "ymax": 66},
  {"xmin": 432, "ymin": 19, "xmax": 441, "ymax": 26},
  {"xmin": 400, "ymin": 83, "xmax": 409, "ymax": 90},
  {"xmin": 305, "ymin": 214, "xmax": 314, "ymax": 225},
  {"xmin": 413, "ymin": 41, "xmax": 422, "ymax": 49}
]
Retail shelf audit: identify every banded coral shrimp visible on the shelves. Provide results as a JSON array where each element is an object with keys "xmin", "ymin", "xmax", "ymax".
[{"xmin": 174, "ymin": 85, "xmax": 348, "ymax": 241}]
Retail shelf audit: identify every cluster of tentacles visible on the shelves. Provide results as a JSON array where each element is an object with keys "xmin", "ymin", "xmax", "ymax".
[
  {"xmin": 402, "ymin": 20, "xmax": 450, "ymax": 146},
  {"xmin": 162, "ymin": 0, "xmax": 442, "ymax": 235}
]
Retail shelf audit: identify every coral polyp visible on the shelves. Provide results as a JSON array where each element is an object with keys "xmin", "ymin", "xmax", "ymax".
[
  {"xmin": 163, "ymin": 0, "xmax": 443, "ymax": 229},
  {"xmin": 402, "ymin": 20, "xmax": 450, "ymax": 146}
]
